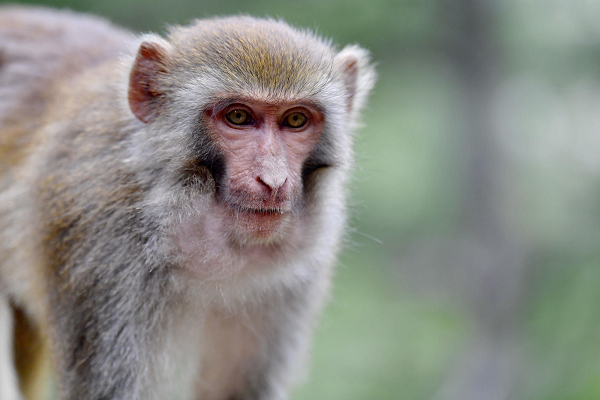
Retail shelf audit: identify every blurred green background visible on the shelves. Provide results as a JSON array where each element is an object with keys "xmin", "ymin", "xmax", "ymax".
[{"xmin": 5, "ymin": 0, "xmax": 600, "ymax": 399}]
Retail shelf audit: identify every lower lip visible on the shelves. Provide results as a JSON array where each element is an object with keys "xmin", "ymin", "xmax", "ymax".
[{"xmin": 232, "ymin": 208, "xmax": 289, "ymax": 237}]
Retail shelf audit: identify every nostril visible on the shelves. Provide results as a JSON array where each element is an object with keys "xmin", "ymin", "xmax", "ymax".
[
  {"xmin": 256, "ymin": 176, "xmax": 274, "ymax": 196},
  {"xmin": 257, "ymin": 176, "xmax": 271, "ymax": 190},
  {"xmin": 257, "ymin": 174, "xmax": 287, "ymax": 191},
  {"xmin": 257, "ymin": 176, "xmax": 287, "ymax": 199}
]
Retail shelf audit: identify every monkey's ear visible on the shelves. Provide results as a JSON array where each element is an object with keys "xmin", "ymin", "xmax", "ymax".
[
  {"xmin": 128, "ymin": 39, "xmax": 170, "ymax": 123},
  {"xmin": 334, "ymin": 45, "xmax": 376, "ymax": 115}
]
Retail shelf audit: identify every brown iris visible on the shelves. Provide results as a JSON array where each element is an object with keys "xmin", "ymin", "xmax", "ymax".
[
  {"xmin": 226, "ymin": 109, "xmax": 249, "ymax": 125},
  {"xmin": 285, "ymin": 112, "xmax": 307, "ymax": 128}
]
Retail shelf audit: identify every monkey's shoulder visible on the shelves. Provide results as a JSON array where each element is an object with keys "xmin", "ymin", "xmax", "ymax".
[
  {"xmin": 0, "ymin": 6, "xmax": 133, "ymax": 173},
  {"xmin": 0, "ymin": 5, "xmax": 131, "ymax": 60}
]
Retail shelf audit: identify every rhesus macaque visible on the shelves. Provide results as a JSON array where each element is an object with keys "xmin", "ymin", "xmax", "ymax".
[{"xmin": 0, "ymin": 6, "xmax": 375, "ymax": 400}]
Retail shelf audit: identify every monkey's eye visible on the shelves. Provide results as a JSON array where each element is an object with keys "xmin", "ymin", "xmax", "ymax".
[
  {"xmin": 226, "ymin": 109, "xmax": 251, "ymax": 125},
  {"xmin": 284, "ymin": 112, "xmax": 307, "ymax": 128}
]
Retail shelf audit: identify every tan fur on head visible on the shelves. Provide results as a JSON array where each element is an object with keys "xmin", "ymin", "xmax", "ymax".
[{"xmin": 166, "ymin": 17, "xmax": 336, "ymax": 98}]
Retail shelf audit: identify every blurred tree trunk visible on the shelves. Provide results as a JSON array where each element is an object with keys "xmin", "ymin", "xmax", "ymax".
[{"xmin": 434, "ymin": 1, "xmax": 528, "ymax": 399}]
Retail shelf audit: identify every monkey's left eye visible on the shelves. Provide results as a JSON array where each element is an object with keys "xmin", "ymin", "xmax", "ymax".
[
  {"xmin": 226, "ymin": 109, "xmax": 252, "ymax": 125},
  {"xmin": 284, "ymin": 112, "xmax": 308, "ymax": 128}
]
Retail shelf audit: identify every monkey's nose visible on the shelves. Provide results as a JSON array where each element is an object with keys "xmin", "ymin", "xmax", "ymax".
[
  {"xmin": 257, "ymin": 153, "xmax": 288, "ymax": 197},
  {"xmin": 257, "ymin": 175, "xmax": 287, "ymax": 198}
]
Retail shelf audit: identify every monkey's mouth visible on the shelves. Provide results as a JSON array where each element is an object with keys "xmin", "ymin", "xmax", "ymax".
[
  {"xmin": 238, "ymin": 206, "xmax": 288, "ymax": 215},
  {"xmin": 226, "ymin": 204, "xmax": 292, "ymax": 238}
]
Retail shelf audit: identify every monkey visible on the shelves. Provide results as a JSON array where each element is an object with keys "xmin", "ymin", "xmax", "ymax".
[{"xmin": 0, "ymin": 5, "xmax": 375, "ymax": 400}]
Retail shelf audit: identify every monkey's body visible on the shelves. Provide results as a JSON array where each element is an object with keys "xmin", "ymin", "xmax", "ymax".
[{"xmin": 0, "ymin": 6, "xmax": 374, "ymax": 400}]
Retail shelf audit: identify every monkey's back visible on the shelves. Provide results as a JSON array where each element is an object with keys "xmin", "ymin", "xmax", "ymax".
[
  {"xmin": 0, "ymin": 6, "xmax": 131, "ymax": 179},
  {"xmin": 0, "ymin": 9, "xmax": 137, "ymax": 399}
]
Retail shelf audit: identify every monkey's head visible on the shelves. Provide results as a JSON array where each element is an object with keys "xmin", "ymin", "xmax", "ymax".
[{"xmin": 126, "ymin": 17, "xmax": 375, "ymax": 270}]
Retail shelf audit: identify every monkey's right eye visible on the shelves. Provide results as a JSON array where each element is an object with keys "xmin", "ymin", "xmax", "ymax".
[{"xmin": 226, "ymin": 109, "xmax": 251, "ymax": 125}]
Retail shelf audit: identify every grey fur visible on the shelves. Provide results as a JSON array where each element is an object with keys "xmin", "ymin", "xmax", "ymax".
[{"xmin": 0, "ymin": 6, "xmax": 375, "ymax": 400}]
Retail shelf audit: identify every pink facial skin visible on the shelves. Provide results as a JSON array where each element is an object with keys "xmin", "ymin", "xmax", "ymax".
[{"xmin": 206, "ymin": 98, "xmax": 325, "ymax": 241}]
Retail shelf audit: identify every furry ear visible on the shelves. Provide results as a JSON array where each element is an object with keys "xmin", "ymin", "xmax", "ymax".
[
  {"xmin": 128, "ymin": 38, "xmax": 170, "ymax": 123},
  {"xmin": 334, "ymin": 45, "xmax": 376, "ymax": 116}
]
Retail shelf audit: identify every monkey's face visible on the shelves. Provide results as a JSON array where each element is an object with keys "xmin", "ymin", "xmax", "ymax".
[
  {"xmin": 205, "ymin": 98, "xmax": 324, "ymax": 241},
  {"xmin": 127, "ymin": 21, "xmax": 372, "ymax": 272}
]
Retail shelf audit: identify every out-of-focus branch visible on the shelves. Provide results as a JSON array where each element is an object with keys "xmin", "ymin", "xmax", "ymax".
[{"xmin": 433, "ymin": 1, "xmax": 529, "ymax": 399}]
